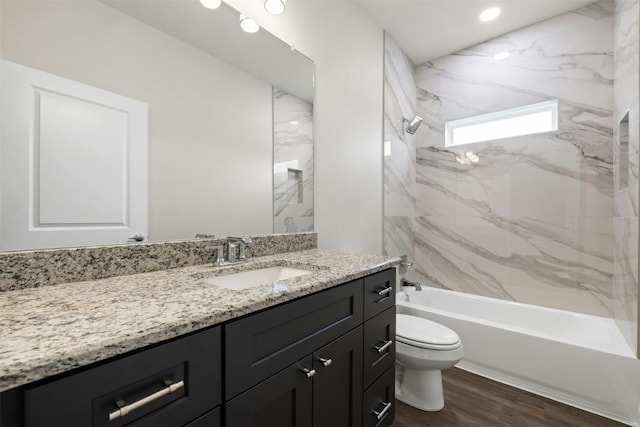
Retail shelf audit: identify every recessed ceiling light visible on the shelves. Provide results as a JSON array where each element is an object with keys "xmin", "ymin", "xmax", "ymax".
[
  {"xmin": 479, "ymin": 7, "xmax": 501, "ymax": 22},
  {"xmin": 493, "ymin": 51, "xmax": 510, "ymax": 60},
  {"xmin": 239, "ymin": 14, "xmax": 260, "ymax": 33},
  {"xmin": 199, "ymin": 0, "xmax": 222, "ymax": 10},
  {"xmin": 264, "ymin": 0, "xmax": 286, "ymax": 15}
]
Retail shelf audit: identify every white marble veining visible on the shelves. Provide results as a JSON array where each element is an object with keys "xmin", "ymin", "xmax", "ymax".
[
  {"xmin": 385, "ymin": 1, "xmax": 620, "ymax": 316},
  {"xmin": 383, "ymin": 34, "xmax": 417, "ymax": 277},
  {"xmin": 412, "ymin": 1, "xmax": 615, "ymax": 317},
  {"xmin": 273, "ymin": 88, "xmax": 314, "ymax": 233},
  {"xmin": 0, "ymin": 249, "xmax": 400, "ymax": 392},
  {"xmin": 613, "ymin": 0, "xmax": 639, "ymax": 354}
]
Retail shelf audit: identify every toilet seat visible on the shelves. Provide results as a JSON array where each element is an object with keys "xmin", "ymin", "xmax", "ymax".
[{"xmin": 397, "ymin": 314, "xmax": 461, "ymax": 350}]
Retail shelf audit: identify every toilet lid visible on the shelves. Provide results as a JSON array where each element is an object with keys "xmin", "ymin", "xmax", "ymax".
[{"xmin": 396, "ymin": 314, "xmax": 461, "ymax": 350}]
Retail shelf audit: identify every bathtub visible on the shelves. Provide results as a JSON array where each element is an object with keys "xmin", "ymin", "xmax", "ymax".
[{"xmin": 397, "ymin": 287, "xmax": 640, "ymax": 426}]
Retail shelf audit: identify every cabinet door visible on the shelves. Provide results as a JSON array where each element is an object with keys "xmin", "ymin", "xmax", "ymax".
[
  {"xmin": 225, "ymin": 355, "xmax": 313, "ymax": 427},
  {"xmin": 313, "ymin": 327, "xmax": 363, "ymax": 427}
]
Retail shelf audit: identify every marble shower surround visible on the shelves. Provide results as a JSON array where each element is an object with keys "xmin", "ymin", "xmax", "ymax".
[
  {"xmin": 411, "ymin": 1, "xmax": 615, "ymax": 317},
  {"xmin": 612, "ymin": 0, "xmax": 639, "ymax": 354},
  {"xmin": 273, "ymin": 88, "xmax": 314, "ymax": 233},
  {"xmin": 0, "ymin": 232, "xmax": 317, "ymax": 292},
  {"xmin": 383, "ymin": 34, "xmax": 418, "ymax": 282}
]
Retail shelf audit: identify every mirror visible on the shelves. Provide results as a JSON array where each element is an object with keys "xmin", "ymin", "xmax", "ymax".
[{"xmin": 0, "ymin": 0, "xmax": 314, "ymax": 251}]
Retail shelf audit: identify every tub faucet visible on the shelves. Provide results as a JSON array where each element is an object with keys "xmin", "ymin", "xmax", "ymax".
[{"xmin": 401, "ymin": 278, "xmax": 422, "ymax": 291}]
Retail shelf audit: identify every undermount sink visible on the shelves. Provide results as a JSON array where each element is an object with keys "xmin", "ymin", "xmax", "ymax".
[{"xmin": 201, "ymin": 266, "xmax": 312, "ymax": 290}]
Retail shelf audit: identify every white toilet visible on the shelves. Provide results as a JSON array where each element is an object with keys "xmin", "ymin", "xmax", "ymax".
[{"xmin": 395, "ymin": 313, "xmax": 463, "ymax": 411}]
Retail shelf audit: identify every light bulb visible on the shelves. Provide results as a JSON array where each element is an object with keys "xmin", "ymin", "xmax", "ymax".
[
  {"xmin": 239, "ymin": 14, "xmax": 260, "ymax": 33},
  {"xmin": 264, "ymin": 0, "xmax": 286, "ymax": 15},
  {"xmin": 479, "ymin": 7, "xmax": 501, "ymax": 22},
  {"xmin": 200, "ymin": 0, "xmax": 222, "ymax": 10}
]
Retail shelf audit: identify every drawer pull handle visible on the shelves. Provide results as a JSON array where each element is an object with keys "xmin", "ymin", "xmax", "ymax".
[
  {"xmin": 374, "ymin": 340, "xmax": 393, "ymax": 354},
  {"xmin": 373, "ymin": 401, "xmax": 392, "ymax": 420},
  {"xmin": 319, "ymin": 357, "xmax": 332, "ymax": 367},
  {"xmin": 108, "ymin": 379, "xmax": 184, "ymax": 422},
  {"xmin": 302, "ymin": 367, "xmax": 316, "ymax": 378},
  {"xmin": 376, "ymin": 286, "xmax": 393, "ymax": 296}
]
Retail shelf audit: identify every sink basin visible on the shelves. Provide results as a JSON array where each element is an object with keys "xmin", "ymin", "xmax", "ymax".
[{"xmin": 201, "ymin": 266, "xmax": 312, "ymax": 290}]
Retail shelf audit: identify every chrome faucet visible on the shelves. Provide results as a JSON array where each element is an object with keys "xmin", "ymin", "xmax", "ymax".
[
  {"xmin": 401, "ymin": 278, "xmax": 422, "ymax": 291},
  {"xmin": 226, "ymin": 236, "xmax": 253, "ymax": 263},
  {"xmin": 210, "ymin": 244, "xmax": 225, "ymax": 266}
]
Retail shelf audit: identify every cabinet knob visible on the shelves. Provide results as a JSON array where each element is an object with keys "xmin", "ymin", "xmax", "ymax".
[
  {"xmin": 318, "ymin": 357, "xmax": 332, "ymax": 367},
  {"xmin": 302, "ymin": 367, "xmax": 316, "ymax": 378}
]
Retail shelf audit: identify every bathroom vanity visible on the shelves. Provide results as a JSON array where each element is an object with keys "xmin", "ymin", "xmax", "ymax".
[{"xmin": 0, "ymin": 249, "xmax": 398, "ymax": 427}]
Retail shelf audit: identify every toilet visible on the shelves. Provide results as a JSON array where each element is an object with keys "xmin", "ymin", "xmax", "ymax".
[{"xmin": 395, "ymin": 313, "xmax": 463, "ymax": 411}]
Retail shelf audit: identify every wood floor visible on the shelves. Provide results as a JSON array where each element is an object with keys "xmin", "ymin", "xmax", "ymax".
[{"xmin": 392, "ymin": 368, "xmax": 626, "ymax": 427}]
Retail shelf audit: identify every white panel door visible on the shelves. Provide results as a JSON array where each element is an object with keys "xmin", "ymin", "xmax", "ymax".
[{"xmin": 1, "ymin": 60, "xmax": 148, "ymax": 251}]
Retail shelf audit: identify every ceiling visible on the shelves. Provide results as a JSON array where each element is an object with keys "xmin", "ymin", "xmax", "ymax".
[{"xmin": 355, "ymin": 0, "xmax": 598, "ymax": 65}]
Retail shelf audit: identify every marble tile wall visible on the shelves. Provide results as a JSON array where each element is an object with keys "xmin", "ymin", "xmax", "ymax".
[
  {"xmin": 613, "ymin": 0, "xmax": 639, "ymax": 354},
  {"xmin": 0, "ymin": 232, "xmax": 318, "ymax": 291},
  {"xmin": 273, "ymin": 88, "xmax": 314, "ymax": 233},
  {"xmin": 383, "ymin": 34, "xmax": 418, "ymax": 281},
  {"xmin": 412, "ymin": 1, "xmax": 616, "ymax": 317}
]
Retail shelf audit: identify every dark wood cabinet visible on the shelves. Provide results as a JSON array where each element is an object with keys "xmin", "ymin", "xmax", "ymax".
[
  {"xmin": 225, "ymin": 355, "xmax": 314, "ymax": 427},
  {"xmin": 312, "ymin": 327, "xmax": 363, "ymax": 427},
  {"xmin": 1, "ymin": 268, "xmax": 396, "ymax": 427},
  {"xmin": 363, "ymin": 367, "xmax": 395, "ymax": 427},
  {"xmin": 23, "ymin": 327, "xmax": 221, "ymax": 427},
  {"xmin": 226, "ymin": 326, "xmax": 364, "ymax": 427}
]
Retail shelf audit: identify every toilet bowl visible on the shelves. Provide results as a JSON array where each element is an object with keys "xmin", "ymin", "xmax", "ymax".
[{"xmin": 395, "ymin": 313, "xmax": 463, "ymax": 412}]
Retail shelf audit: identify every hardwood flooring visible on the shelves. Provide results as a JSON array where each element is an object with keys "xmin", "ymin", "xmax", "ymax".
[{"xmin": 392, "ymin": 368, "xmax": 626, "ymax": 427}]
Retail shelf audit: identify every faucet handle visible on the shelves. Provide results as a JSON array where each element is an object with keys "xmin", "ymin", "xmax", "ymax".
[
  {"xmin": 208, "ymin": 244, "xmax": 225, "ymax": 265},
  {"xmin": 227, "ymin": 236, "xmax": 253, "ymax": 245}
]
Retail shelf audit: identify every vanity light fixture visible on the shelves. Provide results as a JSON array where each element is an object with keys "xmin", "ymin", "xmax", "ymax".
[
  {"xmin": 493, "ymin": 51, "xmax": 510, "ymax": 60},
  {"xmin": 199, "ymin": 0, "xmax": 222, "ymax": 10},
  {"xmin": 479, "ymin": 7, "xmax": 501, "ymax": 22},
  {"xmin": 264, "ymin": 0, "xmax": 286, "ymax": 15},
  {"xmin": 239, "ymin": 14, "xmax": 260, "ymax": 33}
]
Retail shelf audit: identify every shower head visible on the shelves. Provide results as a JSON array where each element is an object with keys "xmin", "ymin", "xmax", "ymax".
[{"xmin": 403, "ymin": 115, "xmax": 423, "ymax": 135}]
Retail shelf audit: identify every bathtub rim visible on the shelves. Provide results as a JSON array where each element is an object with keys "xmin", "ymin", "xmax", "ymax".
[{"xmin": 397, "ymin": 287, "xmax": 636, "ymax": 358}]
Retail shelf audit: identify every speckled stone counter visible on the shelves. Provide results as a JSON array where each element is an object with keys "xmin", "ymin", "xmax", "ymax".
[{"xmin": 0, "ymin": 249, "xmax": 400, "ymax": 392}]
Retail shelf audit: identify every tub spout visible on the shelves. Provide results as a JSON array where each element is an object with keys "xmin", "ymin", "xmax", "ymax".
[{"xmin": 401, "ymin": 278, "xmax": 422, "ymax": 291}]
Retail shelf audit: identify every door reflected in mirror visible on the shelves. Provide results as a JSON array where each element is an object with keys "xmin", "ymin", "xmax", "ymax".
[{"xmin": 0, "ymin": 0, "xmax": 314, "ymax": 251}]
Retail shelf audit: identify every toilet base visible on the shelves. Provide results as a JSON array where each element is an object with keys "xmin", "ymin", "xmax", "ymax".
[{"xmin": 395, "ymin": 367, "xmax": 445, "ymax": 412}]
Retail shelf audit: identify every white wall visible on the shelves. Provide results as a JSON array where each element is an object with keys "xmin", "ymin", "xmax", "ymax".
[
  {"xmin": 1, "ymin": 0, "xmax": 274, "ymax": 242},
  {"xmin": 227, "ymin": 0, "xmax": 385, "ymax": 254}
]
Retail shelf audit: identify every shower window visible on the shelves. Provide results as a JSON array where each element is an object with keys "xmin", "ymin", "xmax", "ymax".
[{"xmin": 445, "ymin": 100, "xmax": 558, "ymax": 147}]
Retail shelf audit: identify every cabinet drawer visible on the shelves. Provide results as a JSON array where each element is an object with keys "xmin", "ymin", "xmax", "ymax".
[
  {"xmin": 225, "ymin": 279, "xmax": 363, "ymax": 398},
  {"xmin": 362, "ymin": 367, "xmax": 395, "ymax": 427},
  {"xmin": 363, "ymin": 307, "xmax": 395, "ymax": 389},
  {"xmin": 363, "ymin": 269, "xmax": 395, "ymax": 320},
  {"xmin": 24, "ymin": 327, "xmax": 221, "ymax": 427}
]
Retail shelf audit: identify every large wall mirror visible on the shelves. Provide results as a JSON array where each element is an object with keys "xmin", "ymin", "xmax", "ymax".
[{"xmin": 0, "ymin": 0, "xmax": 314, "ymax": 251}]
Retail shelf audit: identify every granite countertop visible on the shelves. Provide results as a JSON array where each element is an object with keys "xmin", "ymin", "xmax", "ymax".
[{"xmin": 0, "ymin": 249, "xmax": 401, "ymax": 392}]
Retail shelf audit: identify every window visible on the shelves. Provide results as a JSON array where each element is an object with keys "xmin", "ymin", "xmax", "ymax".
[{"xmin": 445, "ymin": 100, "xmax": 558, "ymax": 147}]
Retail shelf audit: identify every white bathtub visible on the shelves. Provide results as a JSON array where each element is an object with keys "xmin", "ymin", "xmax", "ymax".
[{"xmin": 397, "ymin": 287, "xmax": 640, "ymax": 426}]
